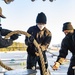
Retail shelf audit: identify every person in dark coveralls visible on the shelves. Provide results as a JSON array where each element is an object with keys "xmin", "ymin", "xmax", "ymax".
[
  {"xmin": 0, "ymin": 7, "xmax": 19, "ymax": 48},
  {"xmin": 52, "ymin": 22, "xmax": 75, "ymax": 75},
  {"xmin": 25, "ymin": 12, "xmax": 52, "ymax": 75}
]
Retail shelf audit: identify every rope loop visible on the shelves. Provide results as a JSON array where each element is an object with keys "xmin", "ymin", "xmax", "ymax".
[{"xmin": 0, "ymin": 30, "xmax": 51, "ymax": 75}]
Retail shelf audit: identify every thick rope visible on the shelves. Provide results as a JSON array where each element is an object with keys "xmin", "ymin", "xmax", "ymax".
[
  {"xmin": 0, "ymin": 60, "xmax": 13, "ymax": 70},
  {"xmin": 0, "ymin": 30, "xmax": 51, "ymax": 75}
]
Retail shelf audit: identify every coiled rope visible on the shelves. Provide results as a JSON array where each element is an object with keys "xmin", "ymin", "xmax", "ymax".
[{"xmin": 0, "ymin": 30, "xmax": 51, "ymax": 75}]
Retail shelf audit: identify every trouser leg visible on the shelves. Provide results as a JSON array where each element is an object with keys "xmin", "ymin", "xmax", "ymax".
[
  {"xmin": 27, "ymin": 55, "xmax": 37, "ymax": 70},
  {"xmin": 67, "ymin": 57, "xmax": 75, "ymax": 75}
]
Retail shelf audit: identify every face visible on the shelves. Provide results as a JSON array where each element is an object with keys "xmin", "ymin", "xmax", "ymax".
[
  {"xmin": 37, "ymin": 23, "xmax": 46, "ymax": 30},
  {"xmin": 64, "ymin": 30, "xmax": 73, "ymax": 35}
]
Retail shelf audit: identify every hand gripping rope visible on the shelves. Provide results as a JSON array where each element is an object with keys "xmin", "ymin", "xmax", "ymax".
[{"xmin": 0, "ymin": 30, "xmax": 51, "ymax": 75}]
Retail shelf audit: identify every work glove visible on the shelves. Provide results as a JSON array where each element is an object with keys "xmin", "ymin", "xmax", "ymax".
[
  {"xmin": 28, "ymin": 35, "xmax": 34, "ymax": 43},
  {"xmin": 52, "ymin": 62, "xmax": 60, "ymax": 70},
  {"xmin": 25, "ymin": 35, "xmax": 34, "ymax": 46},
  {"xmin": 4, "ymin": 39, "xmax": 13, "ymax": 46},
  {"xmin": 0, "ymin": 34, "xmax": 13, "ymax": 48},
  {"xmin": 10, "ymin": 34, "xmax": 20, "ymax": 40}
]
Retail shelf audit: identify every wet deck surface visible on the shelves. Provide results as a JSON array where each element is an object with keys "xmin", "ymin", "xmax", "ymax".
[{"xmin": 0, "ymin": 51, "xmax": 71, "ymax": 75}]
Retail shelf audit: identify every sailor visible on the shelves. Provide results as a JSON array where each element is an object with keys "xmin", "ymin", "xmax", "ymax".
[
  {"xmin": 25, "ymin": 12, "xmax": 52, "ymax": 75},
  {"xmin": 0, "ymin": 7, "xmax": 19, "ymax": 48},
  {"xmin": 52, "ymin": 22, "xmax": 75, "ymax": 75}
]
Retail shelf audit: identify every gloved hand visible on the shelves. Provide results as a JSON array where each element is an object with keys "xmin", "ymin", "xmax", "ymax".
[
  {"xmin": 52, "ymin": 62, "xmax": 60, "ymax": 70},
  {"xmin": 0, "ymin": 38, "xmax": 13, "ymax": 48},
  {"xmin": 10, "ymin": 34, "xmax": 19, "ymax": 40},
  {"xmin": 25, "ymin": 35, "xmax": 34, "ymax": 46},
  {"xmin": 28, "ymin": 35, "xmax": 34, "ymax": 44},
  {"xmin": 0, "ymin": 30, "xmax": 13, "ymax": 48},
  {"xmin": 5, "ymin": 39, "xmax": 13, "ymax": 46}
]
